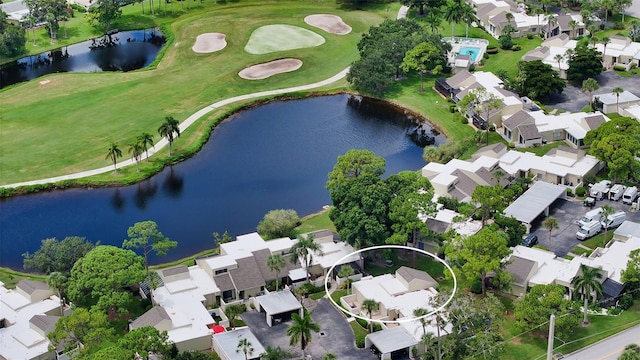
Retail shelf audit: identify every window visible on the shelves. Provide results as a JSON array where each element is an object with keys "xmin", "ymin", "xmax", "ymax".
[
  {"xmin": 239, "ymin": 290, "xmax": 245, "ymax": 299},
  {"xmin": 215, "ymin": 268, "xmax": 227, "ymax": 275},
  {"xmin": 553, "ymin": 130, "xmax": 563, "ymax": 138}
]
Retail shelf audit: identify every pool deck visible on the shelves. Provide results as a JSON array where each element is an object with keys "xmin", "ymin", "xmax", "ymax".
[{"xmin": 445, "ymin": 37, "xmax": 489, "ymax": 67}]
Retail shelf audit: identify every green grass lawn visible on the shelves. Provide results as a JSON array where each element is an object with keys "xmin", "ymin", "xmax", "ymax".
[
  {"xmin": 514, "ymin": 141, "xmax": 564, "ymax": 156},
  {"xmin": 296, "ymin": 208, "xmax": 336, "ymax": 234}
]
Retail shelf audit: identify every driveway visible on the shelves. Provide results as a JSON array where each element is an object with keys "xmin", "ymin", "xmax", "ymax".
[
  {"xmin": 546, "ymin": 71, "xmax": 640, "ymax": 112},
  {"xmin": 528, "ymin": 196, "xmax": 640, "ymax": 256},
  {"xmin": 242, "ymin": 298, "xmax": 379, "ymax": 360}
]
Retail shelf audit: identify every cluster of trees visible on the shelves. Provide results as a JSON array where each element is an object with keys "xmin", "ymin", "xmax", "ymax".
[
  {"xmin": 566, "ymin": 43, "xmax": 603, "ymax": 83},
  {"xmin": 0, "ymin": 10, "xmax": 26, "ymax": 57},
  {"xmin": 257, "ymin": 209, "xmax": 301, "ymax": 239},
  {"xmin": 23, "ymin": 0, "xmax": 70, "ymax": 41},
  {"xmin": 326, "ymin": 149, "xmax": 436, "ymax": 250},
  {"xmin": 106, "ymin": 116, "xmax": 180, "ymax": 172},
  {"xmin": 584, "ymin": 117, "xmax": 640, "ymax": 183},
  {"xmin": 347, "ymin": 18, "xmax": 450, "ymax": 95},
  {"xmin": 509, "ymin": 60, "xmax": 566, "ymax": 101}
]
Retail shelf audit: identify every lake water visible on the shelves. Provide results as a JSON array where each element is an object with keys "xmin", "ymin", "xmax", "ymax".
[
  {"xmin": 0, "ymin": 94, "xmax": 445, "ymax": 269},
  {"xmin": 0, "ymin": 28, "xmax": 165, "ymax": 89}
]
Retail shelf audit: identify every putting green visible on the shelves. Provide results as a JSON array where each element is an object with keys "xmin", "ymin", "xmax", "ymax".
[{"xmin": 244, "ymin": 24, "xmax": 325, "ymax": 54}]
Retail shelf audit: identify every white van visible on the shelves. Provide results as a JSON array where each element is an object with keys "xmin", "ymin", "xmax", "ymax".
[
  {"xmin": 601, "ymin": 211, "xmax": 626, "ymax": 230},
  {"xmin": 579, "ymin": 207, "xmax": 602, "ymax": 228},
  {"xmin": 623, "ymin": 186, "xmax": 638, "ymax": 205},
  {"xmin": 609, "ymin": 184, "xmax": 627, "ymax": 201},
  {"xmin": 577, "ymin": 221, "xmax": 602, "ymax": 240}
]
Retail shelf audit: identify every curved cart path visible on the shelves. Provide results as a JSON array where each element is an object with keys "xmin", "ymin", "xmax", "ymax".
[{"xmin": 3, "ymin": 68, "xmax": 350, "ymax": 189}]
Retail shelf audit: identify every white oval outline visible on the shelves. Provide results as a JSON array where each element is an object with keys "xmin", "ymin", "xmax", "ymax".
[{"xmin": 324, "ymin": 244, "xmax": 457, "ymax": 325}]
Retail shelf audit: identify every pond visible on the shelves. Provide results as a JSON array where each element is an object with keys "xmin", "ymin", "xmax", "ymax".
[
  {"xmin": 0, "ymin": 28, "xmax": 165, "ymax": 89},
  {"xmin": 0, "ymin": 94, "xmax": 446, "ymax": 269}
]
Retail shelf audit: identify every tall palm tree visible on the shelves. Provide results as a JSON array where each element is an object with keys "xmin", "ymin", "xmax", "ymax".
[
  {"xmin": 105, "ymin": 142, "xmax": 122, "ymax": 172},
  {"xmin": 426, "ymin": 11, "xmax": 443, "ymax": 33},
  {"xmin": 338, "ymin": 265, "xmax": 355, "ymax": 294},
  {"xmin": 47, "ymin": 271, "xmax": 67, "ymax": 316},
  {"xmin": 444, "ymin": 0, "xmax": 465, "ymax": 40},
  {"xmin": 612, "ymin": 87, "xmax": 624, "ymax": 113},
  {"xmin": 461, "ymin": 3, "xmax": 477, "ymax": 39},
  {"xmin": 554, "ymin": 54, "xmax": 564, "ymax": 76},
  {"xmin": 137, "ymin": 132, "xmax": 154, "ymax": 161},
  {"xmin": 581, "ymin": 78, "xmax": 600, "ymax": 109},
  {"xmin": 290, "ymin": 233, "xmax": 324, "ymax": 283},
  {"xmin": 542, "ymin": 216, "xmax": 559, "ymax": 245},
  {"xmin": 600, "ymin": 204, "xmax": 615, "ymax": 247},
  {"xmin": 236, "ymin": 338, "xmax": 254, "ymax": 360},
  {"xmin": 267, "ymin": 253, "xmax": 286, "ymax": 291},
  {"xmin": 128, "ymin": 141, "xmax": 144, "ymax": 172},
  {"xmin": 158, "ymin": 116, "xmax": 181, "ymax": 156},
  {"xmin": 413, "ymin": 308, "xmax": 429, "ymax": 336},
  {"xmin": 421, "ymin": 332, "xmax": 438, "ymax": 359},
  {"xmin": 545, "ymin": 13, "xmax": 557, "ymax": 38},
  {"xmin": 601, "ymin": 36, "xmax": 611, "ymax": 67},
  {"xmin": 224, "ymin": 304, "xmax": 245, "ymax": 330},
  {"xmin": 286, "ymin": 311, "xmax": 320, "ymax": 358},
  {"xmin": 571, "ymin": 264, "xmax": 603, "ymax": 325},
  {"xmin": 590, "ymin": 35, "xmax": 599, "ymax": 48},
  {"xmin": 361, "ymin": 298, "xmax": 380, "ymax": 333},
  {"xmin": 568, "ymin": 19, "xmax": 579, "ymax": 38},
  {"xmin": 505, "ymin": 12, "xmax": 514, "ymax": 26}
]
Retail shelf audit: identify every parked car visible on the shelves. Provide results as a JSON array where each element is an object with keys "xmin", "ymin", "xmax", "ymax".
[
  {"xmin": 522, "ymin": 234, "xmax": 538, "ymax": 247},
  {"xmin": 579, "ymin": 207, "xmax": 602, "ymax": 228},
  {"xmin": 601, "ymin": 211, "xmax": 626, "ymax": 230},
  {"xmin": 623, "ymin": 186, "xmax": 638, "ymax": 205}
]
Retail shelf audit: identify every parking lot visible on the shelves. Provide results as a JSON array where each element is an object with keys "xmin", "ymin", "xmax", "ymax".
[{"xmin": 529, "ymin": 196, "xmax": 640, "ymax": 256}]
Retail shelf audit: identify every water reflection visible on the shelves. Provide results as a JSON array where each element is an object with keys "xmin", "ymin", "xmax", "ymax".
[
  {"xmin": 162, "ymin": 167, "xmax": 184, "ymax": 198},
  {"xmin": 0, "ymin": 28, "xmax": 165, "ymax": 88},
  {"xmin": 111, "ymin": 189, "xmax": 126, "ymax": 212},
  {"xmin": 134, "ymin": 180, "xmax": 159, "ymax": 210}
]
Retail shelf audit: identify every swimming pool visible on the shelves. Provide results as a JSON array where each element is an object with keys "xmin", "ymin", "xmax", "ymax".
[{"xmin": 458, "ymin": 46, "xmax": 482, "ymax": 61}]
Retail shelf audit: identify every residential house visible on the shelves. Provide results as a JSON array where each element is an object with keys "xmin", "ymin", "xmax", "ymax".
[
  {"xmin": 0, "ymin": 280, "xmax": 63, "ymax": 360},
  {"xmin": 593, "ymin": 36, "xmax": 640, "ymax": 70},
  {"xmin": 212, "ymin": 328, "xmax": 265, "ymax": 360},
  {"xmin": 522, "ymin": 34, "xmax": 579, "ymax": 79},
  {"xmin": 500, "ymin": 109, "xmax": 609, "ymax": 148},
  {"xmin": 594, "ymin": 90, "xmax": 640, "ymax": 115},
  {"xmin": 435, "ymin": 70, "xmax": 523, "ymax": 130},
  {"xmin": 0, "ymin": 0, "xmax": 29, "ymax": 26}
]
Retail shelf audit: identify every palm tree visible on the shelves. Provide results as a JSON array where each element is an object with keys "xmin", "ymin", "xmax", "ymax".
[
  {"xmin": 612, "ymin": 87, "xmax": 624, "ymax": 113},
  {"xmin": 224, "ymin": 304, "xmax": 245, "ymax": 330},
  {"xmin": 618, "ymin": 344, "xmax": 640, "ymax": 360},
  {"xmin": 361, "ymin": 298, "xmax": 380, "ymax": 333},
  {"xmin": 286, "ymin": 311, "xmax": 320, "ymax": 358},
  {"xmin": 158, "ymin": 116, "xmax": 181, "ymax": 156},
  {"xmin": 267, "ymin": 253, "xmax": 286, "ymax": 291},
  {"xmin": 105, "ymin": 142, "xmax": 122, "ymax": 172},
  {"xmin": 554, "ymin": 53, "xmax": 564, "ymax": 76},
  {"xmin": 137, "ymin": 132, "xmax": 154, "ymax": 161},
  {"xmin": 338, "ymin": 265, "xmax": 355, "ymax": 294},
  {"xmin": 260, "ymin": 346, "xmax": 292, "ymax": 360},
  {"xmin": 545, "ymin": 13, "xmax": 557, "ymax": 38},
  {"xmin": 601, "ymin": 36, "xmax": 611, "ymax": 67},
  {"xmin": 590, "ymin": 35, "xmax": 599, "ymax": 48},
  {"xmin": 425, "ymin": 11, "xmax": 442, "ymax": 33},
  {"xmin": 564, "ymin": 48, "xmax": 574, "ymax": 60},
  {"xmin": 505, "ymin": 12, "xmax": 514, "ymax": 26},
  {"xmin": 47, "ymin": 271, "xmax": 67, "ymax": 316},
  {"xmin": 542, "ymin": 216, "xmax": 559, "ymax": 245},
  {"xmin": 290, "ymin": 233, "xmax": 324, "ymax": 283},
  {"xmin": 128, "ymin": 141, "xmax": 144, "ymax": 172},
  {"xmin": 568, "ymin": 19, "xmax": 579, "ymax": 38},
  {"xmin": 421, "ymin": 332, "xmax": 438, "ymax": 359},
  {"xmin": 461, "ymin": 3, "xmax": 477, "ymax": 39},
  {"xmin": 571, "ymin": 264, "xmax": 603, "ymax": 325},
  {"xmin": 581, "ymin": 78, "xmax": 600, "ymax": 109},
  {"xmin": 444, "ymin": 0, "xmax": 465, "ymax": 40},
  {"xmin": 236, "ymin": 338, "xmax": 254, "ymax": 360},
  {"xmin": 600, "ymin": 204, "xmax": 614, "ymax": 247},
  {"xmin": 413, "ymin": 308, "xmax": 429, "ymax": 336}
]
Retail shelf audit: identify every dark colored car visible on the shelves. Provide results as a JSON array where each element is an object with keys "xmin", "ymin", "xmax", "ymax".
[{"xmin": 522, "ymin": 234, "xmax": 538, "ymax": 247}]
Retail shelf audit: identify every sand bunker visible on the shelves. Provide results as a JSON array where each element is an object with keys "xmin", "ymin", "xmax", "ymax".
[
  {"xmin": 238, "ymin": 58, "xmax": 303, "ymax": 80},
  {"xmin": 244, "ymin": 25, "xmax": 325, "ymax": 55},
  {"xmin": 192, "ymin": 33, "xmax": 227, "ymax": 53},
  {"xmin": 304, "ymin": 14, "xmax": 352, "ymax": 35}
]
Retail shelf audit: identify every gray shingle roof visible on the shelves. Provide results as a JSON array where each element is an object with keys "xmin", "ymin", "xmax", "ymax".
[
  {"xmin": 584, "ymin": 114, "xmax": 606, "ymax": 130},
  {"xmin": 162, "ymin": 265, "xmax": 189, "ymax": 277},
  {"xmin": 229, "ymin": 257, "xmax": 266, "ymax": 291},
  {"xmin": 29, "ymin": 315, "xmax": 60, "ymax": 334},
  {"xmin": 396, "ymin": 266, "xmax": 436, "ymax": 285},
  {"xmin": 17, "ymin": 280, "xmax": 50, "ymax": 295},
  {"xmin": 445, "ymin": 70, "xmax": 472, "ymax": 88},
  {"xmin": 503, "ymin": 110, "xmax": 534, "ymax": 129},
  {"xmin": 214, "ymin": 273, "xmax": 235, "ymax": 292},
  {"xmin": 518, "ymin": 124, "xmax": 541, "ymax": 140},
  {"xmin": 505, "ymin": 256, "xmax": 536, "ymax": 286},
  {"xmin": 426, "ymin": 218, "xmax": 450, "ymax": 234},
  {"xmin": 451, "ymin": 169, "xmax": 479, "ymax": 197},
  {"xmin": 252, "ymin": 248, "xmax": 277, "ymax": 281},
  {"xmin": 131, "ymin": 306, "xmax": 171, "ymax": 329}
]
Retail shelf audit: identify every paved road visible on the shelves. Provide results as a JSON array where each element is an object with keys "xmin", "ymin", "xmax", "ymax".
[
  {"xmin": 530, "ymin": 196, "xmax": 640, "ymax": 257},
  {"xmin": 546, "ymin": 72, "xmax": 640, "ymax": 113},
  {"xmin": 563, "ymin": 323, "xmax": 640, "ymax": 360}
]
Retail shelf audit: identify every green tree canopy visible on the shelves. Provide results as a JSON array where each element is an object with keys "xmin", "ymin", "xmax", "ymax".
[
  {"xmin": 23, "ymin": 236, "xmax": 96, "ymax": 275},
  {"xmin": 86, "ymin": 0, "xmax": 122, "ymax": 31},
  {"xmin": 291, "ymin": 233, "xmax": 324, "ymax": 282},
  {"xmin": 566, "ymin": 43, "xmax": 603, "ymax": 82},
  {"xmin": 117, "ymin": 326, "xmax": 173, "ymax": 359},
  {"xmin": 0, "ymin": 15, "xmax": 26, "ymax": 57},
  {"xmin": 326, "ymin": 149, "xmax": 386, "ymax": 194},
  {"xmin": 67, "ymin": 245, "xmax": 145, "ymax": 314},
  {"xmin": 401, "ymin": 42, "xmax": 445, "ymax": 92},
  {"xmin": 621, "ymin": 248, "xmax": 640, "ymax": 291},
  {"xmin": 585, "ymin": 118, "xmax": 640, "ymax": 182},
  {"xmin": 123, "ymin": 220, "xmax": 177, "ymax": 279},
  {"xmin": 515, "ymin": 60, "xmax": 566, "ymax": 100},
  {"xmin": 514, "ymin": 284, "xmax": 579, "ymax": 338},
  {"xmin": 257, "ymin": 209, "xmax": 301, "ymax": 239},
  {"xmin": 48, "ymin": 307, "xmax": 115, "ymax": 353}
]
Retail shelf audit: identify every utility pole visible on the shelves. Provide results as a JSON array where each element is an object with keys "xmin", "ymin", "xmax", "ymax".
[{"xmin": 547, "ymin": 314, "xmax": 556, "ymax": 360}]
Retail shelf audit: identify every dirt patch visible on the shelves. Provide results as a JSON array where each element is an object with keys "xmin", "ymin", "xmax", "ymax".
[
  {"xmin": 304, "ymin": 14, "xmax": 352, "ymax": 35},
  {"xmin": 238, "ymin": 58, "xmax": 303, "ymax": 80},
  {"xmin": 192, "ymin": 33, "xmax": 227, "ymax": 53}
]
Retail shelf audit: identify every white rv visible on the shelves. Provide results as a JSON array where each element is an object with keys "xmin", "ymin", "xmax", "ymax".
[
  {"xmin": 609, "ymin": 184, "xmax": 627, "ymax": 201},
  {"xmin": 623, "ymin": 186, "xmax": 638, "ymax": 205},
  {"xmin": 579, "ymin": 207, "xmax": 602, "ymax": 228},
  {"xmin": 576, "ymin": 221, "xmax": 602, "ymax": 240},
  {"xmin": 590, "ymin": 180, "xmax": 612, "ymax": 200},
  {"xmin": 601, "ymin": 211, "xmax": 626, "ymax": 230}
]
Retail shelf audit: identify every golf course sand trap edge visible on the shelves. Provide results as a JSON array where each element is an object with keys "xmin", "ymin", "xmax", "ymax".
[
  {"xmin": 192, "ymin": 33, "xmax": 227, "ymax": 53},
  {"xmin": 304, "ymin": 14, "xmax": 352, "ymax": 35},
  {"xmin": 238, "ymin": 58, "xmax": 303, "ymax": 80}
]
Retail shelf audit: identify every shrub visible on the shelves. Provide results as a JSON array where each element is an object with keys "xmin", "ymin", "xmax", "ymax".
[
  {"xmin": 599, "ymin": 23, "xmax": 606, "ymax": 30},
  {"xmin": 619, "ymin": 293, "xmax": 634, "ymax": 310},
  {"xmin": 469, "ymin": 64, "xmax": 476, "ymax": 72},
  {"xmin": 632, "ymin": 63, "xmax": 638, "ymax": 69},
  {"xmin": 508, "ymin": 142, "xmax": 515, "ymax": 148},
  {"xmin": 566, "ymin": 188, "xmax": 574, "ymax": 197},
  {"xmin": 613, "ymin": 65, "xmax": 627, "ymax": 71},
  {"xmin": 489, "ymin": 125, "xmax": 496, "ymax": 132},
  {"xmin": 356, "ymin": 317, "xmax": 368, "ymax": 328},
  {"xmin": 613, "ymin": 22, "xmax": 625, "ymax": 30},
  {"xmin": 483, "ymin": 52, "xmax": 489, "ymax": 59},
  {"xmin": 449, "ymin": 104, "xmax": 457, "ymax": 113},
  {"xmin": 470, "ymin": 277, "xmax": 483, "ymax": 294},
  {"xmin": 527, "ymin": 33, "xmax": 534, "ymax": 39},
  {"xmin": 486, "ymin": 45, "xmax": 499, "ymax": 54},
  {"xmin": 608, "ymin": 307, "xmax": 622, "ymax": 315},
  {"xmin": 461, "ymin": 117, "xmax": 468, "ymax": 124},
  {"xmin": 512, "ymin": 44, "xmax": 522, "ymax": 51},
  {"xmin": 499, "ymin": 35, "xmax": 513, "ymax": 50},
  {"xmin": 69, "ymin": 3, "xmax": 86, "ymax": 12},
  {"xmin": 584, "ymin": 175, "xmax": 597, "ymax": 186}
]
